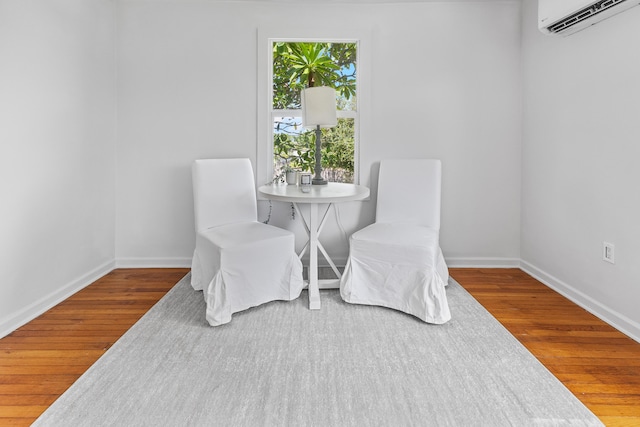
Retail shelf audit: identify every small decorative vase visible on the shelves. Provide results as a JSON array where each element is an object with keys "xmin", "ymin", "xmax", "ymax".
[{"xmin": 286, "ymin": 171, "xmax": 297, "ymax": 185}]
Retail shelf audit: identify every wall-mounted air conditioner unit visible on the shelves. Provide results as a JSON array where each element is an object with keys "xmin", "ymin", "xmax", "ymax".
[{"xmin": 539, "ymin": 0, "xmax": 640, "ymax": 36}]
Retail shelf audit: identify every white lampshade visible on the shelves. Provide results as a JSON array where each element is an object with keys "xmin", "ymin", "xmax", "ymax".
[{"xmin": 301, "ymin": 86, "xmax": 337, "ymax": 129}]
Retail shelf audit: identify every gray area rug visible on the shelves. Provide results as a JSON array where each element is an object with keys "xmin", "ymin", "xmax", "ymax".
[{"xmin": 34, "ymin": 275, "xmax": 603, "ymax": 426}]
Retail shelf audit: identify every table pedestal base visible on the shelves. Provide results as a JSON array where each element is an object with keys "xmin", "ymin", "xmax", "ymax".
[
  {"xmin": 295, "ymin": 203, "xmax": 344, "ymax": 310},
  {"xmin": 303, "ymin": 278, "xmax": 340, "ymax": 309},
  {"xmin": 257, "ymin": 183, "xmax": 369, "ymax": 311}
]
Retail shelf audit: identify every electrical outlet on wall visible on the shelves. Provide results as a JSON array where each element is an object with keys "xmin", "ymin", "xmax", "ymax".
[{"xmin": 603, "ymin": 242, "xmax": 615, "ymax": 264}]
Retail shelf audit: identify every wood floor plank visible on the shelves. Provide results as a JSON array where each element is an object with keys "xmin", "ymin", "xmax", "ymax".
[
  {"xmin": 0, "ymin": 395, "xmax": 57, "ymax": 406},
  {"xmin": 0, "ymin": 406, "xmax": 49, "ymax": 418},
  {"xmin": 1, "ymin": 267, "xmax": 639, "ymax": 426},
  {"xmin": 0, "ymin": 365, "xmax": 87, "ymax": 375},
  {"xmin": 599, "ymin": 416, "xmax": 640, "ymax": 427}
]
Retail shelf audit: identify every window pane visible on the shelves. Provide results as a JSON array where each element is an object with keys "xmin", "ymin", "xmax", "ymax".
[
  {"xmin": 272, "ymin": 42, "xmax": 357, "ymax": 111},
  {"xmin": 273, "ymin": 116, "xmax": 308, "ymax": 179},
  {"xmin": 319, "ymin": 118, "xmax": 354, "ymax": 183},
  {"xmin": 273, "ymin": 117, "xmax": 354, "ymax": 184}
]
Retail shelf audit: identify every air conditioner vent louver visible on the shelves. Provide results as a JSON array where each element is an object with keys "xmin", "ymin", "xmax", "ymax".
[{"xmin": 548, "ymin": 0, "xmax": 630, "ymax": 33}]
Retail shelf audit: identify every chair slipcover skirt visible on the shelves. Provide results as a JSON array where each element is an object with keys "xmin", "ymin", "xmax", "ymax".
[
  {"xmin": 191, "ymin": 221, "xmax": 304, "ymax": 326},
  {"xmin": 340, "ymin": 223, "xmax": 451, "ymax": 324}
]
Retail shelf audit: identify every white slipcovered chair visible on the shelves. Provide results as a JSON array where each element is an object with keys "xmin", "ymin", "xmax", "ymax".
[
  {"xmin": 190, "ymin": 158, "xmax": 304, "ymax": 326},
  {"xmin": 340, "ymin": 159, "xmax": 451, "ymax": 324}
]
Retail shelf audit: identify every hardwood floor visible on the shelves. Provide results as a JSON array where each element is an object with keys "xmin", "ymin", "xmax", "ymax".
[
  {"xmin": 1, "ymin": 267, "xmax": 639, "ymax": 426},
  {"xmin": 451, "ymin": 268, "xmax": 640, "ymax": 427},
  {"xmin": 0, "ymin": 268, "xmax": 189, "ymax": 426}
]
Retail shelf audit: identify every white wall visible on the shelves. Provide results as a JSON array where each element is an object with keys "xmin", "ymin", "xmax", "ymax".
[
  {"xmin": 0, "ymin": 0, "xmax": 116, "ymax": 336},
  {"xmin": 115, "ymin": 0, "xmax": 523, "ymax": 268},
  {"xmin": 0, "ymin": 0, "xmax": 523, "ymax": 337},
  {"xmin": 521, "ymin": 0, "xmax": 640, "ymax": 339},
  {"xmin": 6, "ymin": 0, "xmax": 638, "ymax": 344}
]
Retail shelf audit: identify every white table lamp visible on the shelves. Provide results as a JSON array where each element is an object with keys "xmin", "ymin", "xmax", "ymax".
[{"xmin": 302, "ymin": 86, "xmax": 337, "ymax": 185}]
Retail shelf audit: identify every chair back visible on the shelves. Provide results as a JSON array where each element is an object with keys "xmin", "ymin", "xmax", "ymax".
[
  {"xmin": 375, "ymin": 159, "xmax": 441, "ymax": 228},
  {"xmin": 192, "ymin": 158, "xmax": 257, "ymax": 231}
]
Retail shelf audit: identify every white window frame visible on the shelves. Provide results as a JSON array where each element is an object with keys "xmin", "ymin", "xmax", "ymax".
[{"xmin": 257, "ymin": 26, "xmax": 371, "ymax": 188}]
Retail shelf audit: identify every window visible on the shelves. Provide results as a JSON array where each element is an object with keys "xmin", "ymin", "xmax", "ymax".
[
  {"xmin": 257, "ymin": 28, "xmax": 370, "ymax": 187},
  {"xmin": 271, "ymin": 42, "xmax": 357, "ymax": 184}
]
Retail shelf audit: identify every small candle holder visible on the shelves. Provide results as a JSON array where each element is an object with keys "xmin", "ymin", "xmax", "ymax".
[{"xmin": 299, "ymin": 172, "xmax": 312, "ymax": 193}]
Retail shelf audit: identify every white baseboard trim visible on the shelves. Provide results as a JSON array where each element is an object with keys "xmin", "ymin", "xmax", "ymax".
[
  {"xmin": 114, "ymin": 257, "xmax": 523, "ymax": 270},
  {"xmin": 115, "ymin": 257, "xmax": 192, "ymax": 268},
  {"xmin": 304, "ymin": 257, "xmax": 522, "ymax": 271},
  {"xmin": 0, "ymin": 260, "xmax": 116, "ymax": 339},
  {"xmin": 445, "ymin": 257, "xmax": 521, "ymax": 268},
  {"xmin": 520, "ymin": 260, "xmax": 640, "ymax": 344}
]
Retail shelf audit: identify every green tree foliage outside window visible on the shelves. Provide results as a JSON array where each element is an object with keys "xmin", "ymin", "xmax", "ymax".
[{"xmin": 273, "ymin": 42, "xmax": 357, "ymax": 183}]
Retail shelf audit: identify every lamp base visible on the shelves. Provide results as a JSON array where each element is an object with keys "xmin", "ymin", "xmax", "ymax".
[{"xmin": 312, "ymin": 177, "xmax": 328, "ymax": 185}]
